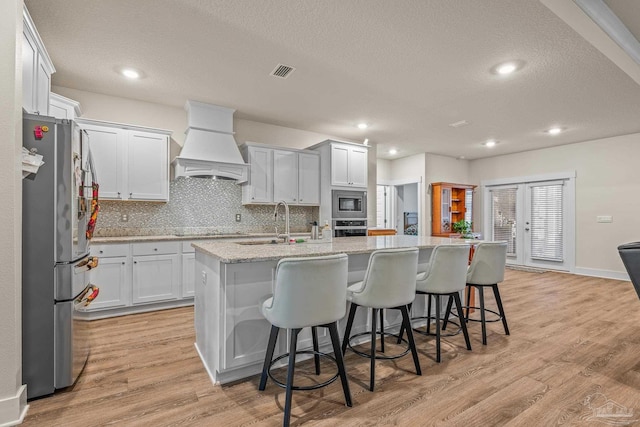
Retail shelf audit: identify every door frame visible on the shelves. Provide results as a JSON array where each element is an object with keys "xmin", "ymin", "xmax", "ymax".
[
  {"xmin": 378, "ymin": 177, "xmax": 423, "ymax": 235},
  {"xmin": 481, "ymin": 171, "xmax": 576, "ymax": 273}
]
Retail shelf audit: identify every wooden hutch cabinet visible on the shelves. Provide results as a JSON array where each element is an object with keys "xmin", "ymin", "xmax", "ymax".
[{"xmin": 431, "ymin": 182, "xmax": 477, "ymax": 237}]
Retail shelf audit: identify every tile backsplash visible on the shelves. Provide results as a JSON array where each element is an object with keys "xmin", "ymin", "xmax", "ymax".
[{"xmin": 95, "ymin": 178, "xmax": 318, "ymax": 237}]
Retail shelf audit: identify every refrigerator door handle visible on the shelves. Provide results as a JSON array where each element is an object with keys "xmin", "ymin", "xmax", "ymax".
[
  {"xmin": 74, "ymin": 284, "xmax": 99, "ymax": 308},
  {"xmin": 74, "ymin": 256, "xmax": 99, "ymax": 273}
]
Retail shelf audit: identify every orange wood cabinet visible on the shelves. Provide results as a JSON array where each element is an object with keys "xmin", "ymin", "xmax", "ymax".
[
  {"xmin": 367, "ymin": 229, "xmax": 397, "ymax": 236},
  {"xmin": 431, "ymin": 182, "xmax": 477, "ymax": 237}
]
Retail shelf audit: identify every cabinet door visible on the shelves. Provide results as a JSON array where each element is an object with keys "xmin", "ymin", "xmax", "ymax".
[
  {"xmin": 182, "ymin": 253, "xmax": 195, "ymax": 298},
  {"xmin": 330, "ymin": 144, "xmax": 350, "ymax": 186},
  {"xmin": 298, "ymin": 152, "xmax": 320, "ymax": 205},
  {"xmin": 22, "ymin": 31, "xmax": 37, "ymax": 114},
  {"xmin": 247, "ymin": 147, "xmax": 273, "ymax": 203},
  {"xmin": 128, "ymin": 131, "xmax": 169, "ymax": 201},
  {"xmin": 84, "ymin": 126, "xmax": 127, "ymax": 199},
  {"xmin": 273, "ymin": 150, "xmax": 298, "ymax": 203},
  {"xmin": 35, "ymin": 56, "xmax": 51, "ymax": 116},
  {"xmin": 87, "ymin": 256, "xmax": 129, "ymax": 310},
  {"xmin": 348, "ymin": 146, "xmax": 368, "ymax": 187},
  {"xmin": 132, "ymin": 254, "xmax": 180, "ymax": 304}
]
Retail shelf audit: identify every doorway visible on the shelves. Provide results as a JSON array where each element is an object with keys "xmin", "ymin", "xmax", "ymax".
[
  {"xmin": 377, "ymin": 180, "xmax": 421, "ymax": 235},
  {"xmin": 483, "ymin": 172, "xmax": 575, "ymax": 272}
]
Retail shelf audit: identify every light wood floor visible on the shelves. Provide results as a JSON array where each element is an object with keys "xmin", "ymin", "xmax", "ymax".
[{"xmin": 23, "ymin": 270, "xmax": 640, "ymax": 426}]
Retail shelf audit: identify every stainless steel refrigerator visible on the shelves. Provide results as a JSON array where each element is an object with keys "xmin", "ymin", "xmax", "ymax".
[{"xmin": 22, "ymin": 113, "xmax": 99, "ymax": 399}]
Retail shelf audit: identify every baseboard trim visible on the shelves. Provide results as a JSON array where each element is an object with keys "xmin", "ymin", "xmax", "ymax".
[
  {"xmin": 573, "ymin": 267, "xmax": 630, "ymax": 281},
  {"xmin": 0, "ymin": 385, "xmax": 28, "ymax": 427}
]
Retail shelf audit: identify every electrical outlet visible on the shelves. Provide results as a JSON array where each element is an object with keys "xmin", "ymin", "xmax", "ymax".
[
  {"xmin": 201, "ymin": 271, "xmax": 207, "ymax": 285},
  {"xmin": 121, "ymin": 213, "xmax": 128, "ymax": 222},
  {"xmin": 235, "ymin": 213, "xmax": 241, "ymax": 222},
  {"xmin": 596, "ymin": 215, "xmax": 613, "ymax": 223}
]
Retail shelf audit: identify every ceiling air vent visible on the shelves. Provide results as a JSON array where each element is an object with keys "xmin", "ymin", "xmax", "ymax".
[{"xmin": 270, "ymin": 64, "xmax": 296, "ymax": 79}]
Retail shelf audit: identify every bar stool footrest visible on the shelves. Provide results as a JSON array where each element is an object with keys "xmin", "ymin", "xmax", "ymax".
[
  {"xmin": 411, "ymin": 316, "xmax": 462, "ymax": 337},
  {"xmin": 348, "ymin": 331, "xmax": 410, "ymax": 360},
  {"xmin": 268, "ymin": 350, "xmax": 339, "ymax": 391},
  {"xmin": 454, "ymin": 306, "xmax": 504, "ymax": 323}
]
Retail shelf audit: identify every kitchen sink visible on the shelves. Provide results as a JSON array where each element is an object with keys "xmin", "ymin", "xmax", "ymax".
[{"xmin": 236, "ymin": 239, "xmax": 283, "ymax": 245}]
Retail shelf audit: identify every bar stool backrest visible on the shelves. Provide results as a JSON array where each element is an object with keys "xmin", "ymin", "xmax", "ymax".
[
  {"xmin": 263, "ymin": 253, "xmax": 349, "ymax": 329},
  {"xmin": 417, "ymin": 244, "xmax": 470, "ymax": 293},
  {"xmin": 356, "ymin": 247, "xmax": 419, "ymax": 309},
  {"xmin": 467, "ymin": 242, "xmax": 508, "ymax": 285}
]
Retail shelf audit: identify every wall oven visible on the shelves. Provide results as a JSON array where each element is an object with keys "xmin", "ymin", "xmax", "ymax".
[
  {"xmin": 332, "ymin": 190, "xmax": 367, "ymax": 219},
  {"xmin": 333, "ymin": 220, "xmax": 368, "ymax": 237}
]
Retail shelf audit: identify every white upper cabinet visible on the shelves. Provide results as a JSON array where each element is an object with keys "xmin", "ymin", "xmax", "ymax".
[
  {"xmin": 22, "ymin": 6, "xmax": 55, "ymax": 115},
  {"xmin": 298, "ymin": 152, "xmax": 320, "ymax": 205},
  {"xmin": 242, "ymin": 143, "xmax": 320, "ymax": 205},
  {"xmin": 49, "ymin": 93, "xmax": 82, "ymax": 121},
  {"xmin": 78, "ymin": 119, "xmax": 171, "ymax": 202},
  {"xmin": 243, "ymin": 145, "xmax": 273, "ymax": 203},
  {"xmin": 273, "ymin": 149, "xmax": 298, "ymax": 203},
  {"xmin": 330, "ymin": 143, "xmax": 367, "ymax": 188}
]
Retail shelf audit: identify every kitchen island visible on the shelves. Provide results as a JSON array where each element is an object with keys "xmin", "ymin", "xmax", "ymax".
[{"xmin": 193, "ymin": 235, "xmax": 478, "ymax": 385}]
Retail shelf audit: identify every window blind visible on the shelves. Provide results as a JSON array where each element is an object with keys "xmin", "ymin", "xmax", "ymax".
[
  {"xmin": 491, "ymin": 188, "xmax": 517, "ymax": 256},
  {"xmin": 530, "ymin": 183, "xmax": 563, "ymax": 262}
]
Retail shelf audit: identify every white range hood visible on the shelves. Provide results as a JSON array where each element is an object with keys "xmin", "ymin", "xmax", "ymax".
[{"xmin": 172, "ymin": 101, "xmax": 248, "ymax": 182}]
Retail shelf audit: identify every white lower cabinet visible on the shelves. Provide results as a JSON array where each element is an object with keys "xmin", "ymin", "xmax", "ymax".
[
  {"xmin": 182, "ymin": 253, "xmax": 195, "ymax": 297},
  {"xmin": 87, "ymin": 240, "xmax": 192, "ymax": 318},
  {"xmin": 89, "ymin": 244, "xmax": 130, "ymax": 310},
  {"xmin": 132, "ymin": 253, "xmax": 180, "ymax": 304}
]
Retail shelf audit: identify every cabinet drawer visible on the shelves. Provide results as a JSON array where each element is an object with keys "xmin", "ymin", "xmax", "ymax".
[
  {"xmin": 132, "ymin": 241, "xmax": 180, "ymax": 256},
  {"xmin": 182, "ymin": 241, "xmax": 195, "ymax": 253},
  {"xmin": 91, "ymin": 243, "xmax": 129, "ymax": 257}
]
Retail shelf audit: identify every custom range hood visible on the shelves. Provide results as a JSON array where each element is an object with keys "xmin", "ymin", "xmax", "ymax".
[{"xmin": 172, "ymin": 100, "xmax": 248, "ymax": 182}]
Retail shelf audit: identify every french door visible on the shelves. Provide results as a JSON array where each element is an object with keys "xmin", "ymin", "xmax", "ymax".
[{"xmin": 485, "ymin": 176, "xmax": 574, "ymax": 271}]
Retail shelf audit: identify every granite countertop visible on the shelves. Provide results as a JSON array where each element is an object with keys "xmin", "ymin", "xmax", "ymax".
[
  {"xmin": 193, "ymin": 235, "xmax": 482, "ymax": 264},
  {"xmin": 91, "ymin": 232, "xmax": 310, "ymax": 244}
]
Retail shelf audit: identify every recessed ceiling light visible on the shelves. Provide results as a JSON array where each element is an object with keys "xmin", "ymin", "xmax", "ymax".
[
  {"xmin": 357, "ymin": 123, "xmax": 368, "ymax": 130},
  {"xmin": 546, "ymin": 127, "xmax": 563, "ymax": 135},
  {"xmin": 497, "ymin": 63, "xmax": 517, "ymax": 75},
  {"xmin": 121, "ymin": 68, "xmax": 141, "ymax": 79},
  {"xmin": 491, "ymin": 60, "xmax": 524, "ymax": 76},
  {"xmin": 483, "ymin": 140, "xmax": 497, "ymax": 147},
  {"xmin": 389, "ymin": 149, "xmax": 397, "ymax": 155}
]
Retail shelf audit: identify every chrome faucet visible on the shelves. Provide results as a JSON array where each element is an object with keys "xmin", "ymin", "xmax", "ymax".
[{"xmin": 274, "ymin": 200, "xmax": 290, "ymax": 243}]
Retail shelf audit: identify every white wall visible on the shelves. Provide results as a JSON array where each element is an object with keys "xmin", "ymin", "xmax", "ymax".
[
  {"xmin": 0, "ymin": 0, "xmax": 28, "ymax": 424},
  {"xmin": 469, "ymin": 133, "xmax": 640, "ymax": 275}
]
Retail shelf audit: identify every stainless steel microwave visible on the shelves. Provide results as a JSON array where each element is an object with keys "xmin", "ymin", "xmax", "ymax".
[{"xmin": 332, "ymin": 190, "xmax": 367, "ymax": 219}]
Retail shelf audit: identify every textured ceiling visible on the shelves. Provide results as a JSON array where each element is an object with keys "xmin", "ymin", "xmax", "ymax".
[{"xmin": 24, "ymin": 0, "xmax": 640, "ymax": 160}]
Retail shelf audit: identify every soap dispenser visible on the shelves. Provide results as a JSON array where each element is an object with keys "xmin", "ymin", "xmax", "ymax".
[{"xmin": 322, "ymin": 220, "xmax": 333, "ymax": 242}]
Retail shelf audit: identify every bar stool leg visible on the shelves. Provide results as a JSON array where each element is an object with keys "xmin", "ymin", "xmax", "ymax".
[
  {"xmin": 435, "ymin": 294, "xmax": 441, "ymax": 363},
  {"xmin": 492, "ymin": 284, "xmax": 510, "ymax": 335},
  {"xmin": 479, "ymin": 286, "xmax": 487, "ymax": 345},
  {"xmin": 379, "ymin": 309, "xmax": 385, "ymax": 353},
  {"xmin": 342, "ymin": 303, "xmax": 357, "ymax": 355},
  {"xmin": 442, "ymin": 295, "xmax": 454, "ymax": 330},
  {"xmin": 311, "ymin": 326, "xmax": 321, "ymax": 375},
  {"xmin": 283, "ymin": 328, "xmax": 300, "ymax": 427},
  {"xmin": 259, "ymin": 325, "xmax": 279, "ymax": 391},
  {"xmin": 328, "ymin": 322, "xmax": 352, "ymax": 407},
  {"xmin": 370, "ymin": 308, "xmax": 378, "ymax": 391},
  {"xmin": 396, "ymin": 302, "xmax": 412, "ymax": 344},
  {"xmin": 454, "ymin": 292, "xmax": 472, "ymax": 351},
  {"xmin": 426, "ymin": 296, "xmax": 432, "ymax": 334},
  {"xmin": 465, "ymin": 285, "xmax": 472, "ymax": 321},
  {"xmin": 399, "ymin": 305, "xmax": 422, "ymax": 376}
]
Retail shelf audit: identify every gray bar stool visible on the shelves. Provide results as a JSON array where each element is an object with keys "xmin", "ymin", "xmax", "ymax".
[
  {"xmin": 444, "ymin": 241, "xmax": 509, "ymax": 345},
  {"xmin": 341, "ymin": 247, "xmax": 421, "ymax": 392},
  {"xmin": 258, "ymin": 254, "xmax": 352, "ymax": 427},
  {"xmin": 398, "ymin": 244, "xmax": 472, "ymax": 362}
]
